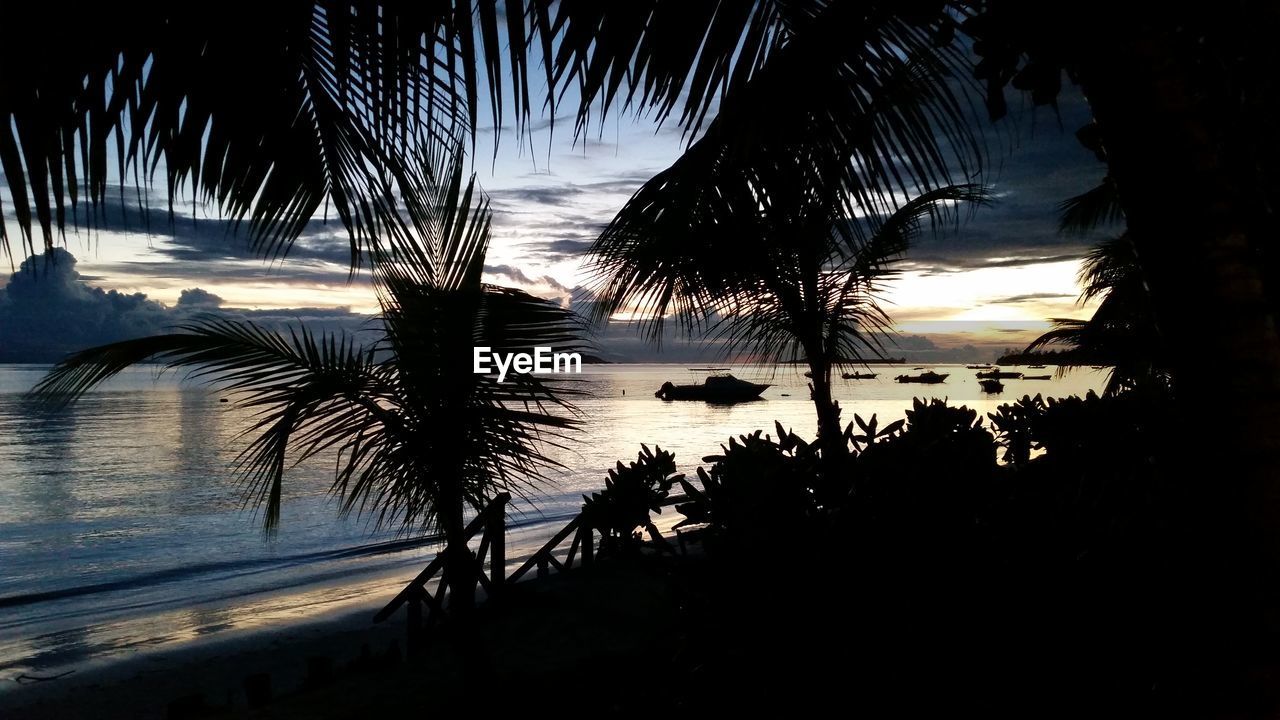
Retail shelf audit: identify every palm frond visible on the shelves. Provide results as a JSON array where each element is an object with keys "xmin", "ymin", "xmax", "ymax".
[
  {"xmin": 0, "ymin": 1, "xmax": 557, "ymax": 262},
  {"xmin": 1058, "ymin": 177, "xmax": 1125, "ymax": 236},
  {"xmin": 586, "ymin": 32, "xmax": 986, "ymax": 340},
  {"xmin": 698, "ymin": 184, "xmax": 988, "ymax": 368},
  {"xmin": 1077, "ymin": 234, "xmax": 1141, "ymax": 302}
]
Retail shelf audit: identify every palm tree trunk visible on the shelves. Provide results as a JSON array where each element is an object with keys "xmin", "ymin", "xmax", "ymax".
[
  {"xmin": 807, "ymin": 356, "xmax": 847, "ymax": 502},
  {"xmin": 1074, "ymin": 17, "xmax": 1280, "ymax": 630},
  {"xmin": 440, "ymin": 493, "xmax": 476, "ymax": 614}
]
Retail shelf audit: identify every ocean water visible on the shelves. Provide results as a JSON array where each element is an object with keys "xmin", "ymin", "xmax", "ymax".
[{"xmin": 0, "ymin": 362, "xmax": 1107, "ymax": 682}]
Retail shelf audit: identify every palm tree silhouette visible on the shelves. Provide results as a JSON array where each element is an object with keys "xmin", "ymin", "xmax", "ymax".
[
  {"xmin": 31, "ymin": 145, "xmax": 583, "ymax": 612},
  {"xmin": 1027, "ymin": 236, "xmax": 1166, "ymax": 395},
  {"xmin": 588, "ymin": 122, "xmax": 988, "ymax": 470},
  {"xmin": 1028, "ymin": 180, "xmax": 1167, "ymax": 395}
]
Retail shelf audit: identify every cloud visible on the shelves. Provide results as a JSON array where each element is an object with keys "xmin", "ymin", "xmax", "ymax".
[
  {"xmin": 891, "ymin": 86, "xmax": 1112, "ymax": 275},
  {"xmin": 474, "ymin": 114, "xmax": 572, "ymax": 137},
  {"xmin": 523, "ymin": 238, "xmax": 596, "ymax": 263},
  {"xmin": 0, "ymin": 249, "xmax": 172, "ymax": 362},
  {"xmin": 176, "ymin": 288, "xmax": 224, "ymax": 308},
  {"xmin": 989, "ymin": 292, "xmax": 1077, "ymax": 304},
  {"xmin": 487, "ymin": 185, "xmax": 584, "ymax": 207},
  {"xmin": 0, "ymin": 249, "xmax": 370, "ymax": 363},
  {"xmin": 903, "ymin": 252, "xmax": 1089, "ymax": 275},
  {"xmin": 483, "ymin": 264, "xmax": 572, "ymax": 299},
  {"xmin": 51, "ymin": 190, "xmax": 356, "ymax": 267}
]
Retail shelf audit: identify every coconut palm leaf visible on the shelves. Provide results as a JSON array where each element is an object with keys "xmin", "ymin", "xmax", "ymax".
[
  {"xmin": 703, "ymin": 184, "xmax": 991, "ymax": 368},
  {"xmin": 1076, "ymin": 234, "xmax": 1142, "ymax": 302},
  {"xmin": 0, "ymin": 1, "xmax": 562, "ymax": 263},
  {"xmin": 1058, "ymin": 178, "xmax": 1125, "ymax": 236},
  {"xmin": 1025, "ymin": 234, "xmax": 1164, "ymax": 394}
]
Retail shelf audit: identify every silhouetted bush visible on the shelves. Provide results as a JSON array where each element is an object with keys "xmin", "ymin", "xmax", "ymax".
[
  {"xmin": 675, "ymin": 424, "xmax": 819, "ymax": 556},
  {"xmin": 592, "ymin": 390, "xmax": 1243, "ymax": 714},
  {"xmin": 581, "ymin": 445, "xmax": 681, "ymax": 556}
]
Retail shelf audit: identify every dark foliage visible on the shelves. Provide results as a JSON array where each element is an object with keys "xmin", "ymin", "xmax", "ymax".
[
  {"xmin": 581, "ymin": 445, "xmax": 680, "ymax": 555},
  {"xmin": 615, "ymin": 385, "xmax": 1267, "ymax": 714}
]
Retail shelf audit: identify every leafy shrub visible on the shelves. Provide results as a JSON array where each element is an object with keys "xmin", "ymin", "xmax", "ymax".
[
  {"xmin": 846, "ymin": 398, "xmax": 999, "ymax": 560},
  {"xmin": 986, "ymin": 394, "xmax": 1046, "ymax": 465},
  {"xmin": 581, "ymin": 445, "xmax": 682, "ymax": 554},
  {"xmin": 675, "ymin": 423, "xmax": 819, "ymax": 553}
]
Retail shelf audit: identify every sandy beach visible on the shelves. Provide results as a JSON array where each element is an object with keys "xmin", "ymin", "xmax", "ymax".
[
  {"xmin": 0, "ymin": 588, "xmax": 411, "ymax": 719},
  {"xmin": 0, "ymin": 557, "xmax": 691, "ymax": 719},
  {"xmin": 0, "ymin": 508, "xmax": 692, "ymax": 719}
]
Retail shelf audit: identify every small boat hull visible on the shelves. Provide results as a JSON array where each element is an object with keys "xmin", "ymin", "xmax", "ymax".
[
  {"xmin": 979, "ymin": 379, "xmax": 1004, "ymax": 393},
  {"xmin": 655, "ymin": 375, "xmax": 769, "ymax": 403},
  {"xmin": 976, "ymin": 370, "xmax": 1023, "ymax": 379},
  {"xmin": 895, "ymin": 372, "xmax": 948, "ymax": 384},
  {"xmin": 841, "ymin": 372, "xmax": 878, "ymax": 380}
]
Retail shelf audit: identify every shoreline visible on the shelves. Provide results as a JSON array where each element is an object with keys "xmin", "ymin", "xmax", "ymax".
[
  {"xmin": 0, "ymin": 594, "xmax": 405, "ymax": 719},
  {"xmin": 0, "ymin": 511, "xmax": 688, "ymax": 718}
]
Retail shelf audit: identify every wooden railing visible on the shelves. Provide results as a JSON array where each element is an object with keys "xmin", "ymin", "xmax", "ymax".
[
  {"xmin": 371, "ymin": 492, "xmax": 510, "ymax": 657},
  {"xmin": 374, "ymin": 493, "xmax": 691, "ymax": 655}
]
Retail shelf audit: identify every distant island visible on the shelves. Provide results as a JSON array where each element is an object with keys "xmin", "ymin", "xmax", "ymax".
[{"xmin": 995, "ymin": 348, "xmax": 1104, "ymax": 365}]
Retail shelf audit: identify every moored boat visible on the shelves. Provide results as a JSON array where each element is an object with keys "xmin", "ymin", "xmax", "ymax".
[
  {"xmin": 841, "ymin": 371, "xmax": 878, "ymax": 379},
  {"xmin": 1022, "ymin": 374, "xmax": 1052, "ymax": 380},
  {"xmin": 976, "ymin": 369, "xmax": 1023, "ymax": 379},
  {"xmin": 979, "ymin": 378, "xmax": 1004, "ymax": 393},
  {"xmin": 655, "ymin": 374, "xmax": 769, "ymax": 403},
  {"xmin": 895, "ymin": 371, "xmax": 948, "ymax": 384}
]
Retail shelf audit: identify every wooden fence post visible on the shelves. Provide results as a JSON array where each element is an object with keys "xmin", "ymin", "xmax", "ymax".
[
  {"xmin": 488, "ymin": 496, "xmax": 506, "ymax": 597},
  {"xmin": 406, "ymin": 584, "xmax": 425, "ymax": 659}
]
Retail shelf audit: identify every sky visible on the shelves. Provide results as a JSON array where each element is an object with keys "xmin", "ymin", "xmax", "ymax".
[{"xmin": 0, "ymin": 71, "xmax": 1110, "ymax": 364}]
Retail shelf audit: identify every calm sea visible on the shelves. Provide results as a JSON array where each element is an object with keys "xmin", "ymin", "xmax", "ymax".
[{"xmin": 0, "ymin": 363, "xmax": 1107, "ymax": 681}]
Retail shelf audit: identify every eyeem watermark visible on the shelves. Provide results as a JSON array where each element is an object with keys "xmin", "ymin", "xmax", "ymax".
[{"xmin": 473, "ymin": 347, "xmax": 582, "ymax": 382}]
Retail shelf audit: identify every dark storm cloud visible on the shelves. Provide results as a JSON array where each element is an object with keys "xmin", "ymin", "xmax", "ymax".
[
  {"xmin": 901, "ymin": 86, "xmax": 1111, "ymax": 274},
  {"xmin": 524, "ymin": 238, "xmax": 596, "ymax": 263},
  {"xmin": 147, "ymin": 215, "xmax": 352, "ymax": 265},
  {"xmin": 0, "ymin": 249, "xmax": 371, "ymax": 363},
  {"xmin": 28, "ymin": 187, "xmax": 364, "ymax": 289},
  {"xmin": 56, "ymin": 188, "xmax": 355, "ymax": 266},
  {"xmin": 579, "ymin": 171, "xmax": 659, "ymax": 195},
  {"xmin": 487, "ymin": 185, "xmax": 584, "ymax": 207},
  {"xmin": 101, "ymin": 258, "xmax": 363, "ymax": 288},
  {"xmin": 0, "ymin": 249, "xmax": 171, "ymax": 362}
]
